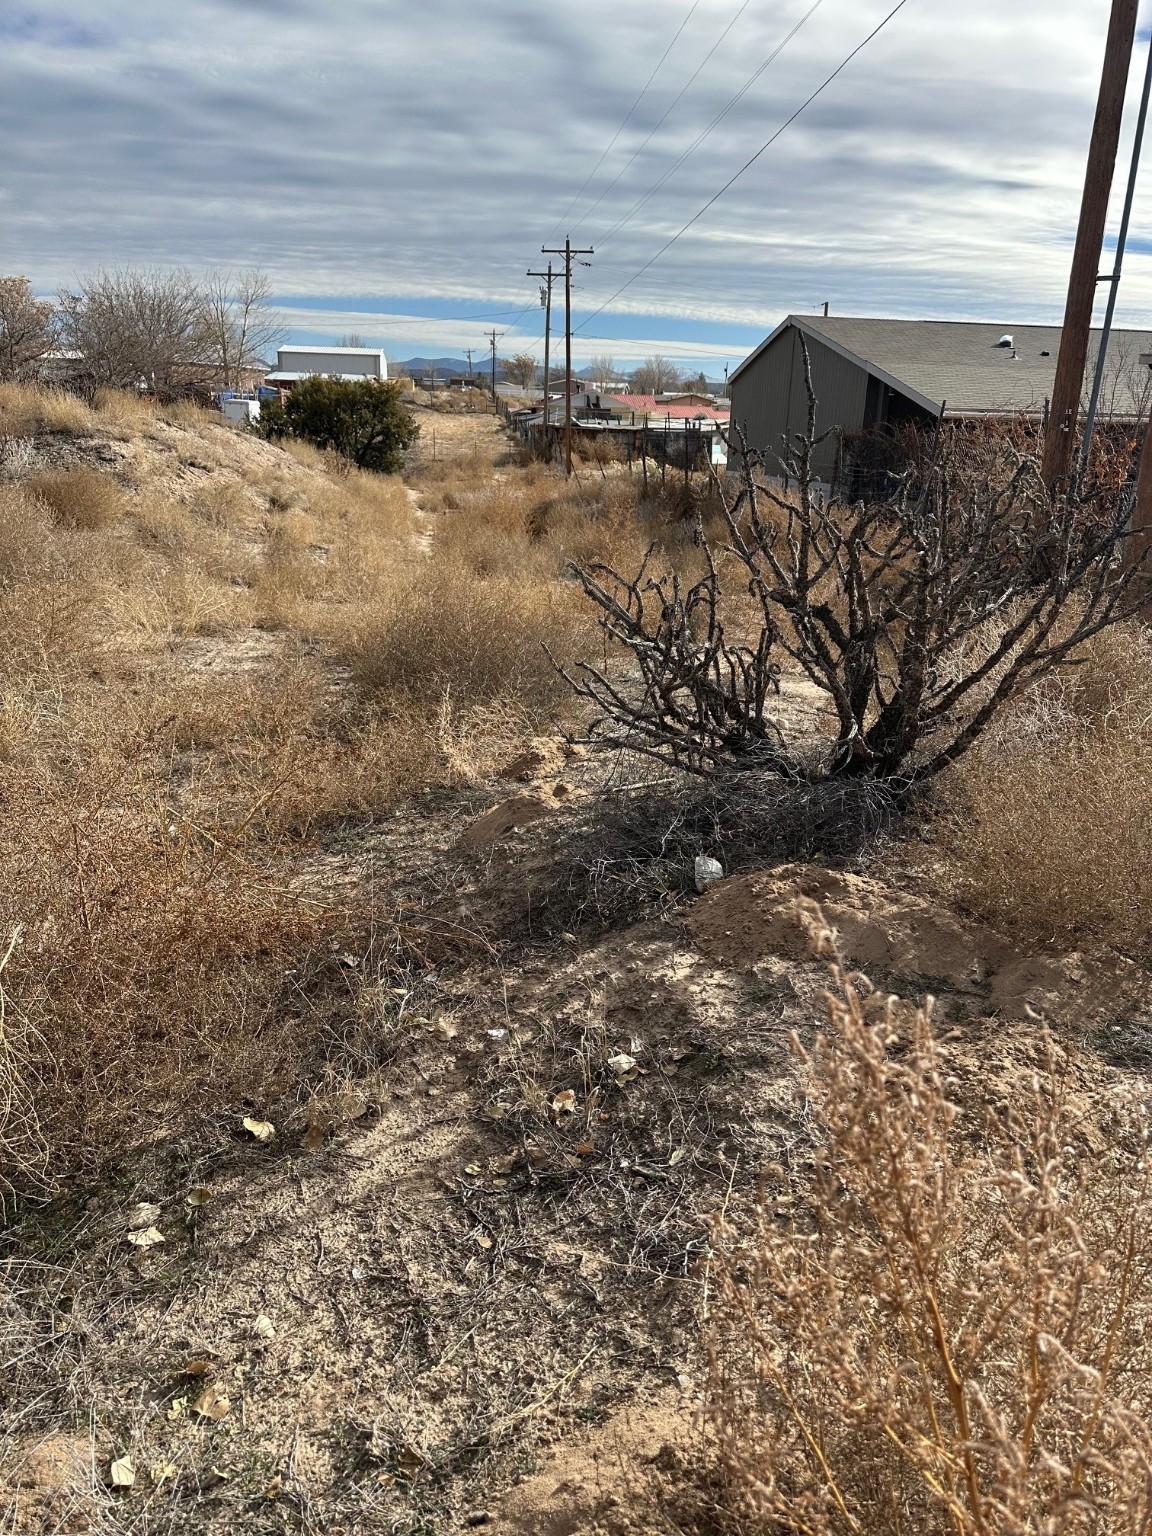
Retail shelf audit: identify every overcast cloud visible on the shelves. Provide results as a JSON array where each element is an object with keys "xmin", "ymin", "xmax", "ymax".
[{"xmin": 2, "ymin": 0, "xmax": 1151, "ymax": 368}]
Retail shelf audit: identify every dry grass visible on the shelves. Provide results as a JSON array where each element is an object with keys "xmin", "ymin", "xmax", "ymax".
[
  {"xmin": 704, "ymin": 916, "xmax": 1152, "ymax": 1535},
  {"xmin": 27, "ymin": 466, "xmax": 125, "ymax": 529},
  {"xmin": 924, "ymin": 623, "xmax": 1152, "ymax": 953}
]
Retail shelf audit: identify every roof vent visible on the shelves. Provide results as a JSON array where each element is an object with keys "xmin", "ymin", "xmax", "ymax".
[
  {"xmin": 1041, "ymin": 349, "xmax": 1050, "ymax": 357},
  {"xmin": 997, "ymin": 334, "xmax": 1014, "ymax": 348}
]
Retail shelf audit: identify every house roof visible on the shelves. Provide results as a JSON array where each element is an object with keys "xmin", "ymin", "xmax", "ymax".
[
  {"xmin": 604, "ymin": 393, "xmax": 730, "ymax": 420},
  {"xmin": 730, "ymin": 315, "xmax": 1152, "ymax": 417},
  {"xmin": 278, "ymin": 345, "xmax": 386, "ymax": 358}
]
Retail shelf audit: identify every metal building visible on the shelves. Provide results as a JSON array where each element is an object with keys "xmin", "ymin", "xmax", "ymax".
[
  {"xmin": 728, "ymin": 314, "xmax": 1152, "ymax": 481},
  {"xmin": 265, "ymin": 345, "xmax": 388, "ymax": 388}
]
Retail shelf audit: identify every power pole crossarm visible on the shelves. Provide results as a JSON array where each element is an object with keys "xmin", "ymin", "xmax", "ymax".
[
  {"xmin": 1042, "ymin": 0, "xmax": 1139, "ymax": 487},
  {"xmin": 542, "ymin": 237, "xmax": 594, "ymax": 476}
]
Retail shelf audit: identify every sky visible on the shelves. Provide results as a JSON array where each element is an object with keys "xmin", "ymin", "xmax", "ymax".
[{"xmin": 4, "ymin": 0, "xmax": 1152, "ymax": 373}]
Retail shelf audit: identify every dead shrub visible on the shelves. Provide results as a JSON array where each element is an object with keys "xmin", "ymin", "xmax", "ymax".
[
  {"xmin": 706, "ymin": 930, "xmax": 1152, "ymax": 1535},
  {"xmin": 27, "ymin": 466, "xmax": 123, "ymax": 530},
  {"xmin": 0, "ymin": 382, "xmax": 94, "ymax": 438}
]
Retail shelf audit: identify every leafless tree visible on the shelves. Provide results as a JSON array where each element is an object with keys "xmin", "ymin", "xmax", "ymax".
[
  {"xmin": 504, "ymin": 353, "xmax": 539, "ymax": 390},
  {"xmin": 587, "ymin": 353, "xmax": 617, "ymax": 386},
  {"xmin": 335, "ymin": 332, "xmax": 366, "ymax": 348},
  {"xmin": 558, "ymin": 348, "xmax": 1145, "ymax": 786},
  {"xmin": 57, "ymin": 268, "xmax": 206, "ymax": 395},
  {"xmin": 202, "ymin": 269, "xmax": 283, "ymax": 390},
  {"xmin": 627, "ymin": 355, "xmax": 683, "ymax": 395},
  {"xmin": 1088, "ymin": 334, "xmax": 1152, "ymax": 424},
  {"xmin": 0, "ymin": 276, "xmax": 57, "ymax": 380}
]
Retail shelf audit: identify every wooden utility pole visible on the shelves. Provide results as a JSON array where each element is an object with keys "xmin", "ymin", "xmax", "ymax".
[
  {"xmin": 527, "ymin": 261, "xmax": 555, "ymax": 451},
  {"xmin": 487, "ymin": 328, "xmax": 499, "ymax": 407},
  {"xmin": 542, "ymin": 237, "xmax": 594, "ymax": 476},
  {"xmin": 1042, "ymin": 0, "xmax": 1139, "ymax": 486}
]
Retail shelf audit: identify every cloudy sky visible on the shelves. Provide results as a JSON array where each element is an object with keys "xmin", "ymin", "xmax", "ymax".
[{"xmin": 3, "ymin": 0, "xmax": 1152, "ymax": 371}]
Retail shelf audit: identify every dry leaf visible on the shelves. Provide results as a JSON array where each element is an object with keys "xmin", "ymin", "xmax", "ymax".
[
  {"xmin": 166, "ymin": 1397, "xmax": 187, "ymax": 1422},
  {"xmin": 254, "ymin": 1313, "xmax": 276, "ymax": 1339},
  {"xmin": 128, "ymin": 1202, "xmax": 162, "ymax": 1230},
  {"xmin": 182, "ymin": 1358, "xmax": 214, "ymax": 1377},
  {"xmin": 243, "ymin": 1117, "xmax": 275, "ymax": 1143},
  {"xmin": 661, "ymin": 1062, "xmax": 679, "ymax": 1077},
  {"xmin": 186, "ymin": 1187, "xmax": 212, "ymax": 1207},
  {"xmin": 109, "ymin": 1455, "xmax": 135, "ymax": 1489},
  {"xmin": 193, "ymin": 1385, "xmax": 231, "ymax": 1421},
  {"xmin": 606, "ymin": 1053, "xmax": 636, "ymax": 1075},
  {"xmin": 265, "ymin": 1474, "xmax": 284, "ymax": 1499},
  {"xmin": 476, "ymin": 1234, "xmax": 493, "ymax": 1249},
  {"xmin": 126, "ymin": 1226, "xmax": 164, "ymax": 1248},
  {"xmin": 669, "ymin": 1147, "xmax": 686, "ymax": 1166},
  {"xmin": 482, "ymin": 1104, "xmax": 507, "ymax": 1121},
  {"xmin": 150, "ymin": 1462, "xmax": 178, "ymax": 1486},
  {"xmin": 430, "ymin": 1017, "xmax": 458, "ymax": 1041},
  {"xmin": 552, "ymin": 1089, "xmax": 577, "ymax": 1115},
  {"xmin": 301, "ymin": 1123, "xmax": 326, "ymax": 1153},
  {"xmin": 492, "ymin": 1150, "xmax": 522, "ymax": 1174},
  {"xmin": 464, "ymin": 1162, "xmax": 482, "ymax": 1176},
  {"xmin": 575, "ymin": 1140, "xmax": 595, "ymax": 1156}
]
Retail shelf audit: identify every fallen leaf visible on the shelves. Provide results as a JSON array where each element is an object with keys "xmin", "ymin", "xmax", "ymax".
[
  {"xmin": 476, "ymin": 1234, "xmax": 493, "ymax": 1250},
  {"xmin": 182, "ymin": 1358, "xmax": 214, "ymax": 1377},
  {"xmin": 492, "ymin": 1150, "xmax": 522, "ymax": 1174},
  {"xmin": 186, "ymin": 1187, "xmax": 212, "ymax": 1207},
  {"xmin": 524, "ymin": 1146, "xmax": 549, "ymax": 1169},
  {"xmin": 483, "ymin": 1104, "xmax": 507, "ymax": 1121},
  {"xmin": 265, "ymin": 1474, "xmax": 284, "ymax": 1499},
  {"xmin": 126, "ymin": 1226, "xmax": 164, "ymax": 1249},
  {"xmin": 301, "ymin": 1123, "xmax": 326, "ymax": 1153},
  {"xmin": 464, "ymin": 1162, "xmax": 482, "ymax": 1176},
  {"xmin": 242, "ymin": 1117, "xmax": 275, "ymax": 1144},
  {"xmin": 254, "ymin": 1313, "xmax": 276, "ymax": 1339},
  {"xmin": 193, "ymin": 1385, "xmax": 231, "ymax": 1422},
  {"xmin": 128, "ymin": 1202, "xmax": 162, "ymax": 1231},
  {"xmin": 661, "ymin": 1062, "xmax": 679, "ymax": 1077},
  {"xmin": 430, "ymin": 1018, "xmax": 458, "ymax": 1042},
  {"xmin": 166, "ymin": 1397, "xmax": 187, "ymax": 1422},
  {"xmin": 552, "ymin": 1089, "xmax": 577, "ymax": 1115},
  {"xmin": 669, "ymin": 1147, "xmax": 686, "ymax": 1166},
  {"xmin": 109, "ymin": 1455, "xmax": 135, "ymax": 1489},
  {"xmin": 607, "ymin": 1053, "xmax": 637, "ymax": 1075},
  {"xmin": 150, "ymin": 1462, "xmax": 178, "ymax": 1486},
  {"xmin": 575, "ymin": 1140, "xmax": 595, "ymax": 1156}
]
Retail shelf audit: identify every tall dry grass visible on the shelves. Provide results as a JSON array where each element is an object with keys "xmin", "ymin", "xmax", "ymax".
[
  {"xmin": 705, "ymin": 916, "xmax": 1152, "ymax": 1535},
  {"xmin": 925, "ymin": 624, "xmax": 1152, "ymax": 953}
]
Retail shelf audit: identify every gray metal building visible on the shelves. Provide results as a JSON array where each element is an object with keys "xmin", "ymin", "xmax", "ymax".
[{"xmin": 728, "ymin": 315, "xmax": 1152, "ymax": 481}]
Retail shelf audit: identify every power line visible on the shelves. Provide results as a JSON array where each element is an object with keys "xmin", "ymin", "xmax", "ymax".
[
  {"xmin": 576, "ymin": 0, "xmax": 912, "ymax": 334},
  {"xmin": 546, "ymin": 0, "xmax": 702, "ymax": 242},
  {"xmin": 596, "ymin": 0, "xmax": 825, "ymax": 250},
  {"xmin": 575, "ymin": 0, "xmax": 756, "ymax": 235}
]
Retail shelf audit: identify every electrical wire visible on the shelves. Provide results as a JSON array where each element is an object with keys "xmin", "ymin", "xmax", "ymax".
[
  {"xmin": 575, "ymin": 0, "xmax": 912, "ymax": 334},
  {"xmin": 545, "ymin": 0, "xmax": 702, "ymax": 242},
  {"xmin": 596, "ymin": 0, "xmax": 825, "ymax": 250},
  {"xmin": 572, "ymin": 0, "xmax": 756, "ymax": 235}
]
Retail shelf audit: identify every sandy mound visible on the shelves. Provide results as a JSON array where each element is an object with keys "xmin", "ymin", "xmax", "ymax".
[{"xmin": 687, "ymin": 864, "xmax": 1150, "ymax": 1026}]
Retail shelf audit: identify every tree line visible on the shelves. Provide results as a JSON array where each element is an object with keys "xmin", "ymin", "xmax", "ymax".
[
  {"xmin": 0, "ymin": 268, "xmax": 282, "ymax": 395},
  {"xmin": 499, "ymin": 350, "xmax": 715, "ymax": 395}
]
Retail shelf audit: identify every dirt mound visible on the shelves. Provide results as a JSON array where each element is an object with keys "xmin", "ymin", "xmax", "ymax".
[{"xmin": 687, "ymin": 864, "xmax": 1150, "ymax": 1026}]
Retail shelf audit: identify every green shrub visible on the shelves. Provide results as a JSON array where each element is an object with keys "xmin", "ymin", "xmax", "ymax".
[{"xmin": 260, "ymin": 376, "xmax": 418, "ymax": 472}]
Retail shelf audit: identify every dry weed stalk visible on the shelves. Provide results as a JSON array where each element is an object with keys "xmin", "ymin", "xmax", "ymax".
[{"xmin": 708, "ymin": 910, "xmax": 1152, "ymax": 1535}]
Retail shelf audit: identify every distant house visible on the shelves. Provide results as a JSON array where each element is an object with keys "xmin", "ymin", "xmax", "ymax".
[
  {"xmin": 264, "ymin": 345, "xmax": 388, "ymax": 389},
  {"xmin": 728, "ymin": 314, "xmax": 1152, "ymax": 481}
]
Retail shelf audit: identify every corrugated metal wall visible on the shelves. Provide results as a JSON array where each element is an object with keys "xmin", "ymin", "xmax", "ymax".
[
  {"xmin": 279, "ymin": 349, "xmax": 386, "ymax": 379},
  {"xmin": 729, "ymin": 328, "xmax": 868, "ymax": 481}
]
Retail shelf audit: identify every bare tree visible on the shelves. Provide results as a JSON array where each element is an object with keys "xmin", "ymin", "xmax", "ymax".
[
  {"xmin": 58, "ymin": 268, "xmax": 206, "ymax": 395},
  {"xmin": 335, "ymin": 333, "xmax": 366, "ymax": 348},
  {"xmin": 587, "ymin": 353, "xmax": 617, "ymax": 386},
  {"xmin": 558, "ymin": 349, "xmax": 1145, "ymax": 786},
  {"xmin": 504, "ymin": 353, "xmax": 539, "ymax": 390},
  {"xmin": 202, "ymin": 269, "xmax": 283, "ymax": 390},
  {"xmin": 627, "ymin": 355, "xmax": 683, "ymax": 395},
  {"xmin": 0, "ymin": 276, "xmax": 57, "ymax": 380}
]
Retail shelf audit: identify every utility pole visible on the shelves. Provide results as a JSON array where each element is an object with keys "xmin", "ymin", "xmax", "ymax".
[
  {"xmin": 487, "ymin": 328, "xmax": 499, "ymax": 407},
  {"xmin": 527, "ymin": 261, "xmax": 555, "ymax": 450},
  {"xmin": 1042, "ymin": 0, "xmax": 1139, "ymax": 487},
  {"xmin": 465, "ymin": 346, "xmax": 474, "ymax": 387},
  {"xmin": 542, "ymin": 237, "xmax": 594, "ymax": 476}
]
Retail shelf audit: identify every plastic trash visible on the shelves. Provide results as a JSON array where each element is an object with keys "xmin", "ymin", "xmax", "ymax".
[{"xmin": 694, "ymin": 855, "xmax": 724, "ymax": 893}]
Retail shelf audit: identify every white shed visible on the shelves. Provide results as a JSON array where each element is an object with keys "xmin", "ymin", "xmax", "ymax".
[{"xmin": 265, "ymin": 346, "xmax": 388, "ymax": 386}]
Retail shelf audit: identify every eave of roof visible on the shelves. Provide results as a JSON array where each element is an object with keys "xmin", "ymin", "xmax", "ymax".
[{"xmin": 729, "ymin": 315, "xmax": 942, "ymax": 415}]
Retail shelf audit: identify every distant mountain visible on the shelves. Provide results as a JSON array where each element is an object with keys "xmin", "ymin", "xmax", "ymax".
[{"xmin": 395, "ymin": 356, "xmax": 475, "ymax": 378}]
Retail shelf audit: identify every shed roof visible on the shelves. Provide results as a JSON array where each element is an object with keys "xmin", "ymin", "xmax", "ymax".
[
  {"xmin": 730, "ymin": 315, "xmax": 1152, "ymax": 417},
  {"xmin": 278, "ymin": 345, "xmax": 386, "ymax": 358},
  {"xmin": 604, "ymin": 393, "xmax": 729, "ymax": 420}
]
